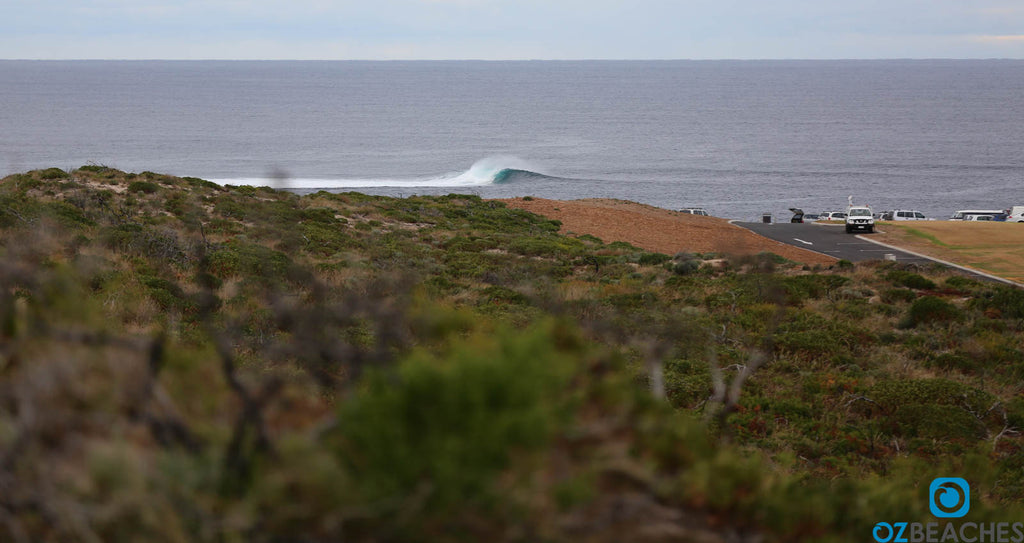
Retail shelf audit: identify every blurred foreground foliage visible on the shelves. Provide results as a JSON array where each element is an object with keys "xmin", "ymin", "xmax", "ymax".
[{"xmin": 1, "ymin": 167, "xmax": 1023, "ymax": 542}]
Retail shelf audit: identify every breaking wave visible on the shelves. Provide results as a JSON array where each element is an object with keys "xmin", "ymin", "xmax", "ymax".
[{"xmin": 208, "ymin": 156, "xmax": 562, "ymax": 189}]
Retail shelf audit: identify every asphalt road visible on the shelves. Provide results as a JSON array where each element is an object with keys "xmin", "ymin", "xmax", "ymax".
[{"xmin": 736, "ymin": 221, "xmax": 934, "ymax": 264}]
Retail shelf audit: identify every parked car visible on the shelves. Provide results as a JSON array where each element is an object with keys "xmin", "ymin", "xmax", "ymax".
[
  {"xmin": 819, "ymin": 211, "xmax": 847, "ymax": 221},
  {"xmin": 803, "ymin": 213, "xmax": 821, "ymax": 222},
  {"xmin": 789, "ymin": 208, "xmax": 805, "ymax": 223},
  {"xmin": 1006, "ymin": 206, "xmax": 1024, "ymax": 223},
  {"xmin": 845, "ymin": 206, "xmax": 875, "ymax": 233},
  {"xmin": 950, "ymin": 209, "xmax": 1004, "ymax": 221},
  {"xmin": 678, "ymin": 207, "xmax": 709, "ymax": 216},
  {"xmin": 878, "ymin": 210, "xmax": 894, "ymax": 221},
  {"xmin": 891, "ymin": 210, "xmax": 928, "ymax": 221},
  {"xmin": 964, "ymin": 214, "xmax": 995, "ymax": 221}
]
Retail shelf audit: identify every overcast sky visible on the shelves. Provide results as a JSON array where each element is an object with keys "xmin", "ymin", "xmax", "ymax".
[{"xmin": 4, "ymin": 0, "xmax": 1024, "ymax": 60}]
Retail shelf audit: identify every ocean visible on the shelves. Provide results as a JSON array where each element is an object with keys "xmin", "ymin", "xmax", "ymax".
[{"xmin": 2, "ymin": 59, "xmax": 1023, "ymax": 221}]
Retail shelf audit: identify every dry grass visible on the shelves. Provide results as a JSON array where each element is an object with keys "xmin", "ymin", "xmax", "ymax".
[{"xmin": 873, "ymin": 221, "xmax": 1024, "ymax": 283}]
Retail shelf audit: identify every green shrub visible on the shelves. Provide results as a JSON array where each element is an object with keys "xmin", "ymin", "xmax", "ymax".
[
  {"xmin": 880, "ymin": 288, "xmax": 917, "ymax": 304},
  {"xmin": 38, "ymin": 167, "xmax": 70, "ymax": 180},
  {"xmin": 664, "ymin": 358, "xmax": 712, "ymax": 408},
  {"xmin": 207, "ymin": 241, "xmax": 294, "ymax": 283},
  {"xmin": 227, "ymin": 184, "xmax": 259, "ymax": 196},
  {"xmin": 973, "ymin": 286, "xmax": 1024, "ymax": 319},
  {"xmin": 300, "ymin": 207, "xmax": 343, "ymax": 224},
  {"xmin": 602, "ymin": 291, "xmax": 660, "ymax": 310},
  {"xmin": 507, "ymin": 235, "xmax": 585, "ymax": 258},
  {"xmin": 43, "ymin": 201, "xmax": 95, "ymax": 228},
  {"xmin": 672, "ymin": 260, "xmax": 701, "ymax": 275},
  {"xmin": 443, "ymin": 235, "xmax": 498, "ymax": 253},
  {"xmin": 670, "ymin": 253, "xmax": 702, "ymax": 276},
  {"xmin": 925, "ymin": 352, "xmax": 977, "ymax": 373},
  {"xmin": 885, "ymin": 270, "xmax": 936, "ymax": 290},
  {"xmin": 329, "ymin": 322, "xmax": 577, "ymax": 509},
  {"xmin": 101, "ymin": 224, "xmax": 187, "ymax": 265},
  {"xmin": 780, "ymin": 274, "xmax": 850, "ymax": 303},
  {"xmin": 181, "ymin": 176, "xmax": 220, "ymax": 190},
  {"xmin": 638, "ymin": 252, "xmax": 671, "ymax": 266},
  {"xmin": 127, "ymin": 181, "xmax": 160, "ymax": 194},
  {"xmin": 868, "ymin": 378, "xmax": 994, "ymax": 414},
  {"xmin": 944, "ymin": 276, "xmax": 982, "ymax": 291},
  {"xmin": 774, "ymin": 310, "xmax": 871, "ymax": 362},
  {"xmin": 902, "ymin": 295, "xmax": 960, "ymax": 327},
  {"xmin": 892, "ymin": 404, "xmax": 986, "ymax": 440},
  {"xmin": 212, "ymin": 197, "xmax": 248, "ymax": 220},
  {"xmin": 479, "ymin": 285, "xmax": 530, "ymax": 306},
  {"xmin": 301, "ymin": 222, "xmax": 359, "ymax": 257},
  {"xmin": 140, "ymin": 275, "xmax": 195, "ymax": 315}
]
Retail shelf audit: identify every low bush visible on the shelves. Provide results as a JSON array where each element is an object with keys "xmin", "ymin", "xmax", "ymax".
[
  {"xmin": 880, "ymin": 287, "xmax": 917, "ymax": 304},
  {"xmin": 43, "ymin": 201, "xmax": 95, "ymax": 228},
  {"xmin": 127, "ymin": 180, "xmax": 160, "ymax": 194},
  {"xmin": 38, "ymin": 167, "xmax": 70, "ymax": 180},
  {"xmin": 207, "ymin": 241, "xmax": 294, "ymax": 283},
  {"xmin": 507, "ymin": 235, "xmax": 586, "ymax": 258},
  {"xmin": 780, "ymin": 274, "xmax": 850, "ymax": 303},
  {"xmin": 973, "ymin": 285, "xmax": 1024, "ymax": 319},
  {"xmin": 774, "ymin": 310, "xmax": 871, "ymax": 362},
  {"xmin": 885, "ymin": 269, "xmax": 937, "ymax": 290},
  {"xmin": 892, "ymin": 404, "xmax": 986, "ymax": 440},
  {"xmin": 101, "ymin": 223, "xmax": 188, "ymax": 265},
  {"xmin": 329, "ymin": 322, "xmax": 577, "ymax": 514},
  {"xmin": 140, "ymin": 275, "xmax": 196, "ymax": 315},
  {"xmin": 902, "ymin": 295, "xmax": 960, "ymax": 327},
  {"xmin": 868, "ymin": 378, "xmax": 994, "ymax": 414},
  {"xmin": 638, "ymin": 252, "xmax": 671, "ymax": 266}
]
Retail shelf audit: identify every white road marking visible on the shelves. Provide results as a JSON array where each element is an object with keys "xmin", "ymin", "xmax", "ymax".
[{"xmin": 793, "ymin": 238, "xmax": 813, "ymax": 245}]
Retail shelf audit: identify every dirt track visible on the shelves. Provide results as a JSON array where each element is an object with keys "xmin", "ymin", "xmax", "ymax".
[{"xmin": 498, "ymin": 198, "xmax": 837, "ymax": 267}]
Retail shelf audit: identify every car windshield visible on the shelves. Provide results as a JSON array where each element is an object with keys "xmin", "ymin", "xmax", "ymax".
[{"xmin": 849, "ymin": 208, "xmax": 871, "ymax": 217}]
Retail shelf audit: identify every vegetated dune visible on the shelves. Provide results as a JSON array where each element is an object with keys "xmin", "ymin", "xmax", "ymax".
[
  {"xmin": 6, "ymin": 167, "xmax": 1024, "ymax": 542},
  {"xmin": 499, "ymin": 197, "xmax": 837, "ymax": 266},
  {"xmin": 874, "ymin": 221, "xmax": 1024, "ymax": 283}
]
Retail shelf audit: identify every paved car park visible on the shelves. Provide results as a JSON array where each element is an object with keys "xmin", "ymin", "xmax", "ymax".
[
  {"xmin": 736, "ymin": 221, "xmax": 1022, "ymax": 285},
  {"xmin": 736, "ymin": 222, "xmax": 935, "ymax": 264}
]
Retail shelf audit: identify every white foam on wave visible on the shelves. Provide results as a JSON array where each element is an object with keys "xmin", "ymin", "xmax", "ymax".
[{"xmin": 208, "ymin": 156, "xmax": 544, "ymax": 189}]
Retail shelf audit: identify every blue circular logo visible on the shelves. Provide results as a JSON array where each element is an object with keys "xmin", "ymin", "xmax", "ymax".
[{"xmin": 929, "ymin": 478, "xmax": 970, "ymax": 518}]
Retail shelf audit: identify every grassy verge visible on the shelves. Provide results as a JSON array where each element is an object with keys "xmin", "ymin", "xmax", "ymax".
[{"xmin": 874, "ymin": 221, "xmax": 1024, "ymax": 283}]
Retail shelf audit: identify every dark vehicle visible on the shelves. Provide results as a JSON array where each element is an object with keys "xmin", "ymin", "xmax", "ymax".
[{"xmin": 789, "ymin": 208, "xmax": 805, "ymax": 223}]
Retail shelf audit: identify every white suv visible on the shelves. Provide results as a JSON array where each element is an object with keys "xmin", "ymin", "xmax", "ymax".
[
  {"xmin": 845, "ymin": 206, "xmax": 875, "ymax": 233},
  {"xmin": 892, "ymin": 210, "xmax": 927, "ymax": 221}
]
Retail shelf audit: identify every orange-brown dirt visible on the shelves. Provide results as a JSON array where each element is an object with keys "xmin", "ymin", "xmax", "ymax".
[{"xmin": 497, "ymin": 198, "xmax": 837, "ymax": 267}]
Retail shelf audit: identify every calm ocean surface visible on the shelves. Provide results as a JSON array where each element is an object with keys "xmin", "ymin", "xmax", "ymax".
[{"xmin": 2, "ymin": 59, "xmax": 1023, "ymax": 220}]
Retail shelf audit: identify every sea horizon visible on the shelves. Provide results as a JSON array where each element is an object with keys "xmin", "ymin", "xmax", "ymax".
[{"xmin": 3, "ymin": 59, "xmax": 1023, "ymax": 220}]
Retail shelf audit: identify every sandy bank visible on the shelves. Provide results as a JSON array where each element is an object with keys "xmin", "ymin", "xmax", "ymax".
[{"xmin": 497, "ymin": 198, "xmax": 837, "ymax": 267}]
